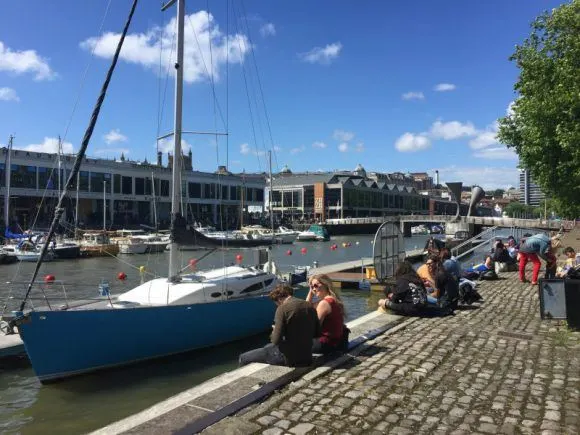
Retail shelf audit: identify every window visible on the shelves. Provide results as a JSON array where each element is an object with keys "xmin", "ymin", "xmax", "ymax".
[
  {"xmin": 90, "ymin": 172, "xmax": 110, "ymax": 193},
  {"xmin": 160, "ymin": 179, "xmax": 170, "ymax": 196},
  {"xmin": 135, "ymin": 177, "xmax": 145, "ymax": 195},
  {"xmin": 10, "ymin": 165, "xmax": 36, "ymax": 189},
  {"xmin": 255, "ymin": 189, "xmax": 264, "ymax": 202},
  {"xmin": 221, "ymin": 185, "xmax": 229, "ymax": 200},
  {"xmin": 38, "ymin": 167, "xmax": 57, "ymax": 190},
  {"xmin": 121, "ymin": 176, "xmax": 132, "ymax": 195},
  {"xmin": 113, "ymin": 174, "xmax": 121, "ymax": 194},
  {"xmin": 79, "ymin": 171, "xmax": 89, "ymax": 192},
  {"xmin": 189, "ymin": 182, "xmax": 201, "ymax": 198}
]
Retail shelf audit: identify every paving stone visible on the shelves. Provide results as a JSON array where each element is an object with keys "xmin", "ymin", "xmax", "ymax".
[{"xmin": 289, "ymin": 423, "xmax": 315, "ymax": 434}]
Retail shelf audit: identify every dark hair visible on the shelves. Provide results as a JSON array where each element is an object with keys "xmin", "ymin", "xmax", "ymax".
[
  {"xmin": 523, "ymin": 233, "xmax": 532, "ymax": 238},
  {"xmin": 564, "ymin": 246, "xmax": 575, "ymax": 255},
  {"xmin": 439, "ymin": 248, "xmax": 451, "ymax": 261},
  {"xmin": 496, "ymin": 241, "xmax": 505, "ymax": 250},
  {"xmin": 395, "ymin": 261, "xmax": 416, "ymax": 278},
  {"xmin": 269, "ymin": 283, "xmax": 294, "ymax": 302}
]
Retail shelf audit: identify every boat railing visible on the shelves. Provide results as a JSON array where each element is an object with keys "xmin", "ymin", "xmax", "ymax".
[
  {"xmin": 2, "ymin": 280, "xmax": 116, "ymax": 312},
  {"xmin": 451, "ymin": 226, "xmax": 498, "ymax": 260}
]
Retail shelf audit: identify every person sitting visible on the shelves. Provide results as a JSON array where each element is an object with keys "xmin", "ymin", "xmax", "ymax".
[
  {"xmin": 239, "ymin": 284, "xmax": 320, "ymax": 367},
  {"xmin": 506, "ymin": 236, "xmax": 519, "ymax": 259},
  {"xmin": 466, "ymin": 255, "xmax": 494, "ymax": 273},
  {"xmin": 439, "ymin": 248, "xmax": 462, "ymax": 280},
  {"xmin": 519, "ymin": 233, "xmax": 561, "ymax": 285},
  {"xmin": 491, "ymin": 241, "xmax": 517, "ymax": 273},
  {"xmin": 416, "ymin": 254, "xmax": 441, "ymax": 296},
  {"xmin": 378, "ymin": 261, "xmax": 428, "ymax": 316},
  {"xmin": 378, "ymin": 261, "xmax": 454, "ymax": 316},
  {"xmin": 307, "ymin": 274, "xmax": 348, "ymax": 354},
  {"xmin": 424, "ymin": 236, "xmax": 445, "ymax": 257},
  {"xmin": 556, "ymin": 247, "xmax": 577, "ymax": 278}
]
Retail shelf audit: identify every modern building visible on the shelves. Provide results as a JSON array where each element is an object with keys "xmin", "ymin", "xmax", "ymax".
[
  {"xmin": 1, "ymin": 147, "xmax": 264, "ymax": 230},
  {"xmin": 519, "ymin": 168, "xmax": 545, "ymax": 206}
]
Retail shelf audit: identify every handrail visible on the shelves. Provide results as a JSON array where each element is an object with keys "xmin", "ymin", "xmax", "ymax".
[{"xmin": 450, "ymin": 226, "xmax": 498, "ymax": 257}]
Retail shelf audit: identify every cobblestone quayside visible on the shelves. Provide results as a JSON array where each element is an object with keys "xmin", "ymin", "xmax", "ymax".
[{"xmin": 204, "ymin": 233, "xmax": 580, "ymax": 435}]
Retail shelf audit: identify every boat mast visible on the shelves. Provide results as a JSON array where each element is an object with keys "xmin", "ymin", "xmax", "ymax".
[
  {"xmin": 74, "ymin": 171, "xmax": 79, "ymax": 239},
  {"xmin": 4, "ymin": 135, "xmax": 13, "ymax": 229},
  {"xmin": 151, "ymin": 171, "xmax": 158, "ymax": 231},
  {"xmin": 162, "ymin": 0, "xmax": 184, "ymax": 282},
  {"xmin": 103, "ymin": 180, "xmax": 107, "ymax": 233},
  {"xmin": 268, "ymin": 151, "xmax": 274, "ymax": 238}
]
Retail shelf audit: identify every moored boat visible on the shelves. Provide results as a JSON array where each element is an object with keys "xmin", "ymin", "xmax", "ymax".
[{"xmin": 297, "ymin": 224, "xmax": 330, "ymax": 241}]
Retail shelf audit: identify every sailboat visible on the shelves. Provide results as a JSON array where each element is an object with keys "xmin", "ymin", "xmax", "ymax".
[{"xmin": 10, "ymin": 0, "xmax": 279, "ymax": 383}]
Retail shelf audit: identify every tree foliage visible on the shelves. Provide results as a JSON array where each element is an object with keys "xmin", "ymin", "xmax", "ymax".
[
  {"xmin": 504, "ymin": 202, "xmax": 541, "ymax": 219},
  {"xmin": 497, "ymin": 0, "xmax": 580, "ymax": 217}
]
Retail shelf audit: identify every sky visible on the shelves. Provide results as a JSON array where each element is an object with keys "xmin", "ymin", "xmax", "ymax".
[{"xmin": 0, "ymin": 0, "xmax": 569, "ymax": 190}]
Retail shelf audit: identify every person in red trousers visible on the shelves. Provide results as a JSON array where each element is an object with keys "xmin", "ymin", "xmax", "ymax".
[{"xmin": 518, "ymin": 233, "xmax": 562, "ymax": 285}]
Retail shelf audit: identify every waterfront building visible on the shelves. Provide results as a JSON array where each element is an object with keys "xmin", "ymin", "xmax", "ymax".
[
  {"xmin": 0, "ymin": 147, "xmax": 264, "ymax": 230},
  {"xmin": 267, "ymin": 164, "xmax": 432, "ymax": 222},
  {"xmin": 519, "ymin": 168, "xmax": 545, "ymax": 206}
]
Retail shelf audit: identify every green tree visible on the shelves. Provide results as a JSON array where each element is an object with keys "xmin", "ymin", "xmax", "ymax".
[
  {"xmin": 497, "ymin": 1, "xmax": 580, "ymax": 217},
  {"xmin": 504, "ymin": 202, "xmax": 541, "ymax": 219},
  {"xmin": 492, "ymin": 189, "xmax": 505, "ymax": 198}
]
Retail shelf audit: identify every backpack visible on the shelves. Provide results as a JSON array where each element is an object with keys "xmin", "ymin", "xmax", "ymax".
[
  {"xmin": 408, "ymin": 282, "xmax": 427, "ymax": 307},
  {"xmin": 479, "ymin": 270, "xmax": 498, "ymax": 280}
]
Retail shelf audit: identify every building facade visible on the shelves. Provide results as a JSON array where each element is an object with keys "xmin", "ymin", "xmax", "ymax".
[
  {"xmin": 1, "ymin": 148, "xmax": 264, "ymax": 230},
  {"xmin": 519, "ymin": 168, "xmax": 545, "ymax": 206}
]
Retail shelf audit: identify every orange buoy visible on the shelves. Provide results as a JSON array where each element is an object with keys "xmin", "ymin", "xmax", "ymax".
[
  {"xmin": 300, "ymin": 247, "xmax": 308, "ymax": 255},
  {"xmin": 117, "ymin": 272, "xmax": 127, "ymax": 281},
  {"xmin": 44, "ymin": 274, "xmax": 56, "ymax": 283},
  {"xmin": 235, "ymin": 254, "xmax": 243, "ymax": 264},
  {"xmin": 188, "ymin": 258, "xmax": 197, "ymax": 269},
  {"xmin": 286, "ymin": 250, "xmax": 292, "ymax": 256}
]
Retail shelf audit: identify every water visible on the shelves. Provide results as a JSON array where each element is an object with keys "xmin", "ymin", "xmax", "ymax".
[{"xmin": 0, "ymin": 234, "xmax": 431, "ymax": 434}]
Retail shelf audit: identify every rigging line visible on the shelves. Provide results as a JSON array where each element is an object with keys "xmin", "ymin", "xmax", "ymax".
[
  {"xmin": 226, "ymin": 0, "xmax": 229, "ymax": 170},
  {"xmin": 157, "ymin": 16, "xmax": 177, "ymax": 154},
  {"xmin": 18, "ymin": 0, "xmax": 140, "ymax": 313},
  {"xmin": 61, "ymin": 0, "xmax": 114, "ymax": 145},
  {"xmin": 240, "ymin": 0, "xmax": 279, "ymax": 171},
  {"xmin": 238, "ymin": 1, "xmax": 269, "ymax": 169},
  {"xmin": 231, "ymin": 2, "xmax": 262, "ymax": 172},
  {"xmin": 184, "ymin": 10, "xmax": 227, "ymax": 131},
  {"xmin": 205, "ymin": 0, "xmax": 220, "ymax": 168}
]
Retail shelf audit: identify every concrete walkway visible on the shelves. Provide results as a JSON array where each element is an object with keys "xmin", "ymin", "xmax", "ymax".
[{"xmin": 202, "ymin": 229, "xmax": 580, "ymax": 434}]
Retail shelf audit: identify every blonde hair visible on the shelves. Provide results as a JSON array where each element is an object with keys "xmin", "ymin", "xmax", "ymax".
[
  {"xmin": 551, "ymin": 237, "xmax": 562, "ymax": 249},
  {"xmin": 309, "ymin": 273, "xmax": 345, "ymax": 319}
]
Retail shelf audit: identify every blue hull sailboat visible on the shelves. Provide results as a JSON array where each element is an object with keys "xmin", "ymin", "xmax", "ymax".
[{"xmin": 11, "ymin": 0, "xmax": 280, "ymax": 383}]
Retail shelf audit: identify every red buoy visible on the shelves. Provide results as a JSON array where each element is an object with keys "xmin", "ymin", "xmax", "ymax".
[
  {"xmin": 117, "ymin": 272, "xmax": 127, "ymax": 281},
  {"xmin": 300, "ymin": 247, "xmax": 308, "ymax": 255},
  {"xmin": 44, "ymin": 274, "xmax": 56, "ymax": 283},
  {"xmin": 188, "ymin": 258, "xmax": 197, "ymax": 269},
  {"xmin": 235, "ymin": 254, "xmax": 243, "ymax": 264},
  {"xmin": 286, "ymin": 250, "xmax": 292, "ymax": 256}
]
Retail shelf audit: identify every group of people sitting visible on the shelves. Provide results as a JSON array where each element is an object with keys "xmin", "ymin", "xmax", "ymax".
[
  {"xmin": 239, "ymin": 274, "xmax": 349, "ymax": 368},
  {"xmin": 378, "ymin": 247, "xmax": 482, "ymax": 317}
]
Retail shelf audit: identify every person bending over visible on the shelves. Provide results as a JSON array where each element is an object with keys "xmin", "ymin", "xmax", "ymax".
[
  {"xmin": 307, "ymin": 274, "xmax": 348, "ymax": 354},
  {"xmin": 239, "ymin": 284, "xmax": 320, "ymax": 367},
  {"xmin": 519, "ymin": 233, "xmax": 561, "ymax": 285}
]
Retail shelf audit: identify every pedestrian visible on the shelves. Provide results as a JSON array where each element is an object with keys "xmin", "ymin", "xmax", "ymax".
[
  {"xmin": 518, "ymin": 233, "xmax": 561, "ymax": 285},
  {"xmin": 239, "ymin": 284, "xmax": 320, "ymax": 367}
]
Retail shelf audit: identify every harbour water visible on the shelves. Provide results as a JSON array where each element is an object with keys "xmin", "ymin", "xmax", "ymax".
[{"xmin": 0, "ymin": 234, "xmax": 435, "ymax": 434}]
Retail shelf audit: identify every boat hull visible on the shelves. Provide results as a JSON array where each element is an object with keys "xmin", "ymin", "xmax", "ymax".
[
  {"xmin": 16, "ymin": 296, "xmax": 277, "ymax": 382},
  {"xmin": 53, "ymin": 246, "xmax": 81, "ymax": 259}
]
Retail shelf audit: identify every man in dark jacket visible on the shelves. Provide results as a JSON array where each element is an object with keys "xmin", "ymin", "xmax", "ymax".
[{"xmin": 239, "ymin": 284, "xmax": 320, "ymax": 367}]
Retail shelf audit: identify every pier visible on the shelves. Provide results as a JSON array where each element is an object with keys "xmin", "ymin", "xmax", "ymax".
[{"xmin": 92, "ymin": 227, "xmax": 580, "ymax": 434}]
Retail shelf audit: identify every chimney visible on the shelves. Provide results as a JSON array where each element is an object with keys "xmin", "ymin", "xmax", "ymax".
[
  {"xmin": 157, "ymin": 151, "xmax": 162, "ymax": 166},
  {"xmin": 435, "ymin": 170, "xmax": 439, "ymax": 187}
]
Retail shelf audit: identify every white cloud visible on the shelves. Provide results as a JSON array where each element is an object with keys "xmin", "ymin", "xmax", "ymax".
[
  {"xmin": 468, "ymin": 130, "xmax": 498, "ymax": 149},
  {"xmin": 104, "ymin": 129, "xmax": 128, "ymax": 144},
  {"xmin": 299, "ymin": 42, "xmax": 342, "ymax": 64},
  {"xmin": 157, "ymin": 137, "xmax": 191, "ymax": 154},
  {"xmin": 240, "ymin": 143, "xmax": 251, "ymax": 155},
  {"xmin": 260, "ymin": 23, "xmax": 276, "ymax": 37},
  {"xmin": 332, "ymin": 129, "xmax": 354, "ymax": 142},
  {"xmin": 338, "ymin": 143, "xmax": 349, "ymax": 152},
  {"xmin": 17, "ymin": 137, "xmax": 74, "ymax": 154},
  {"xmin": 273, "ymin": 145, "xmax": 282, "ymax": 152},
  {"xmin": 433, "ymin": 83, "xmax": 456, "ymax": 92},
  {"xmin": 434, "ymin": 165, "xmax": 519, "ymax": 190},
  {"xmin": 0, "ymin": 87, "xmax": 19, "ymax": 102},
  {"xmin": 0, "ymin": 41, "xmax": 56, "ymax": 81},
  {"xmin": 80, "ymin": 12, "xmax": 250, "ymax": 84},
  {"xmin": 394, "ymin": 133, "xmax": 431, "ymax": 152},
  {"xmin": 402, "ymin": 91, "xmax": 424, "ymax": 101},
  {"xmin": 473, "ymin": 147, "xmax": 518, "ymax": 160},
  {"xmin": 355, "ymin": 142, "xmax": 364, "ymax": 152},
  {"xmin": 290, "ymin": 146, "xmax": 306, "ymax": 155},
  {"xmin": 430, "ymin": 120, "xmax": 477, "ymax": 140},
  {"xmin": 506, "ymin": 100, "xmax": 516, "ymax": 117},
  {"xmin": 312, "ymin": 141, "xmax": 327, "ymax": 149}
]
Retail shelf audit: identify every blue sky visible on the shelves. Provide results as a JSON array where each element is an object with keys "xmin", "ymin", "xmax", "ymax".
[{"xmin": 0, "ymin": 0, "xmax": 568, "ymax": 190}]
